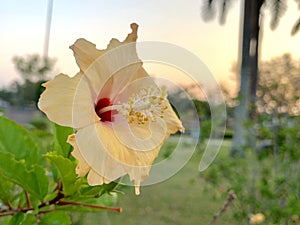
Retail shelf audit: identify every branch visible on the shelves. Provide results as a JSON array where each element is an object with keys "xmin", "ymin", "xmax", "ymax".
[
  {"xmin": 0, "ymin": 211, "xmax": 18, "ymax": 217},
  {"xmin": 0, "ymin": 208, "xmax": 56, "ymax": 217},
  {"xmin": 24, "ymin": 191, "xmax": 31, "ymax": 208},
  {"xmin": 5, "ymin": 201, "xmax": 13, "ymax": 210},
  {"xmin": 0, "ymin": 178, "xmax": 122, "ymax": 217},
  {"xmin": 57, "ymin": 200, "xmax": 122, "ymax": 213},
  {"xmin": 208, "ymin": 190, "xmax": 236, "ymax": 225}
]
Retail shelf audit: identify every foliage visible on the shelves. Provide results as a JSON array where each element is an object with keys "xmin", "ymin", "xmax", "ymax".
[
  {"xmin": 10, "ymin": 80, "xmax": 46, "ymax": 106},
  {"xmin": 208, "ymin": 53, "xmax": 300, "ymax": 223},
  {"xmin": 0, "ymin": 116, "xmax": 120, "ymax": 225},
  {"xmin": 167, "ymin": 86, "xmax": 211, "ymax": 140},
  {"xmin": 108, "ymin": 140, "xmax": 235, "ymax": 225},
  {"xmin": 202, "ymin": 0, "xmax": 300, "ymax": 156},
  {"xmin": 29, "ymin": 116, "xmax": 51, "ymax": 131},
  {"xmin": 222, "ymin": 54, "xmax": 300, "ymax": 122},
  {"xmin": 202, "ymin": 116, "xmax": 300, "ymax": 224},
  {"xmin": 201, "ymin": 0, "xmax": 300, "ymax": 35},
  {"xmin": 0, "ymin": 54, "xmax": 55, "ymax": 107},
  {"xmin": 201, "ymin": 0, "xmax": 235, "ymax": 24},
  {"xmin": 12, "ymin": 54, "xmax": 55, "ymax": 82},
  {"xmin": 256, "ymin": 53, "xmax": 300, "ymax": 117}
]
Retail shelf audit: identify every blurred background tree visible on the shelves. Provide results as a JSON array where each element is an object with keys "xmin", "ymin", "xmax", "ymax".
[
  {"xmin": 204, "ymin": 53, "xmax": 300, "ymax": 224},
  {"xmin": 0, "ymin": 55, "xmax": 55, "ymax": 107},
  {"xmin": 201, "ymin": 0, "xmax": 300, "ymax": 156},
  {"xmin": 256, "ymin": 53, "xmax": 300, "ymax": 117},
  {"xmin": 222, "ymin": 53, "xmax": 300, "ymax": 150},
  {"xmin": 13, "ymin": 54, "xmax": 54, "ymax": 82}
]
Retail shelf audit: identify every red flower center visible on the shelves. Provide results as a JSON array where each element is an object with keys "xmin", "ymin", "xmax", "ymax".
[{"xmin": 95, "ymin": 98, "xmax": 116, "ymax": 122}]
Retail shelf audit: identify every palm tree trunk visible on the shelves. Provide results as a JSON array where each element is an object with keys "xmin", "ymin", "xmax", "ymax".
[
  {"xmin": 231, "ymin": 0, "xmax": 263, "ymax": 156},
  {"xmin": 249, "ymin": 0, "xmax": 263, "ymax": 116}
]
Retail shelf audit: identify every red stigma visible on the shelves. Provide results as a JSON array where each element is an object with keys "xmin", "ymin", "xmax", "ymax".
[{"xmin": 95, "ymin": 98, "xmax": 116, "ymax": 122}]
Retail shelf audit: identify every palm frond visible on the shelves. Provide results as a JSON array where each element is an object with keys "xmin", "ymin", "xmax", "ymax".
[
  {"xmin": 219, "ymin": 0, "xmax": 229, "ymax": 24},
  {"xmin": 291, "ymin": 16, "xmax": 300, "ymax": 35},
  {"xmin": 268, "ymin": 0, "xmax": 287, "ymax": 30},
  {"xmin": 294, "ymin": 0, "xmax": 300, "ymax": 9},
  {"xmin": 201, "ymin": 0, "xmax": 236, "ymax": 25},
  {"xmin": 201, "ymin": 0, "xmax": 217, "ymax": 22}
]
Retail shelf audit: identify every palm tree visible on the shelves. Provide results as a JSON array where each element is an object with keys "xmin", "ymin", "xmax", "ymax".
[
  {"xmin": 201, "ymin": 0, "xmax": 300, "ymax": 156},
  {"xmin": 291, "ymin": 0, "xmax": 300, "ymax": 35}
]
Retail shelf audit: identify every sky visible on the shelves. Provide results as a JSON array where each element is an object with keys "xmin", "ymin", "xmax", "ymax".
[{"xmin": 0, "ymin": 0, "xmax": 299, "ymax": 88}]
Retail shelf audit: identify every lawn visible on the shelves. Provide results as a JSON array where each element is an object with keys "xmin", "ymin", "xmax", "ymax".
[
  {"xmin": 62, "ymin": 122, "xmax": 300, "ymax": 225},
  {"xmin": 74, "ymin": 138, "xmax": 236, "ymax": 225}
]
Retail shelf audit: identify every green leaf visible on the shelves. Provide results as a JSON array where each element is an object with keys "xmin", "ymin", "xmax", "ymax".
[
  {"xmin": 46, "ymin": 153, "xmax": 81, "ymax": 196},
  {"xmin": 9, "ymin": 213, "xmax": 37, "ymax": 225},
  {"xmin": 9, "ymin": 213, "xmax": 24, "ymax": 225},
  {"xmin": 0, "ymin": 116, "xmax": 39, "ymax": 167},
  {"xmin": 0, "ymin": 152, "xmax": 48, "ymax": 201},
  {"xmin": 39, "ymin": 211, "xmax": 71, "ymax": 225},
  {"xmin": 79, "ymin": 181, "xmax": 119, "ymax": 198},
  {"xmin": 53, "ymin": 124, "xmax": 73, "ymax": 157},
  {"xmin": 28, "ymin": 130, "xmax": 52, "ymax": 165},
  {"xmin": 0, "ymin": 173, "xmax": 13, "ymax": 202},
  {"xmin": 21, "ymin": 214, "xmax": 38, "ymax": 225}
]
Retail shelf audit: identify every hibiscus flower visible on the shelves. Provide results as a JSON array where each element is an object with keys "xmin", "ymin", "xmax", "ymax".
[{"xmin": 38, "ymin": 23, "xmax": 184, "ymax": 195}]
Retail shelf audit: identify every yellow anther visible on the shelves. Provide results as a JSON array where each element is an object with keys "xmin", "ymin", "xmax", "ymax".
[{"xmin": 118, "ymin": 86, "xmax": 168, "ymax": 124}]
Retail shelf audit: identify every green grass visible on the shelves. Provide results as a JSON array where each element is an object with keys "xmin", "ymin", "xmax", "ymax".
[
  {"xmin": 76, "ymin": 138, "xmax": 236, "ymax": 225},
  {"xmin": 71, "ymin": 121, "xmax": 300, "ymax": 225}
]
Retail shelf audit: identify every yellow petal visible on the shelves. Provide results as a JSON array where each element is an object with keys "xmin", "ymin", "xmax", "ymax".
[
  {"xmin": 98, "ymin": 63, "xmax": 147, "ymax": 102},
  {"xmin": 112, "ymin": 114, "xmax": 167, "ymax": 151},
  {"xmin": 87, "ymin": 169, "xmax": 110, "ymax": 186},
  {"xmin": 69, "ymin": 132, "xmax": 125, "ymax": 185},
  {"xmin": 70, "ymin": 23, "xmax": 138, "ymax": 73},
  {"xmin": 71, "ymin": 122, "xmax": 163, "ymax": 188},
  {"xmin": 69, "ymin": 38, "xmax": 104, "ymax": 74},
  {"xmin": 72, "ymin": 123, "xmax": 127, "ymax": 183},
  {"xmin": 163, "ymin": 103, "xmax": 185, "ymax": 134},
  {"xmin": 38, "ymin": 72, "xmax": 98, "ymax": 129},
  {"xmin": 98, "ymin": 122, "xmax": 162, "ymax": 168},
  {"xmin": 68, "ymin": 134, "xmax": 90, "ymax": 176},
  {"xmin": 70, "ymin": 24, "xmax": 142, "ymax": 101}
]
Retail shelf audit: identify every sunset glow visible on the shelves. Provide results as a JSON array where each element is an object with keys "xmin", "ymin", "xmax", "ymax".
[{"xmin": 0, "ymin": 0, "xmax": 299, "ymax": 87}]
